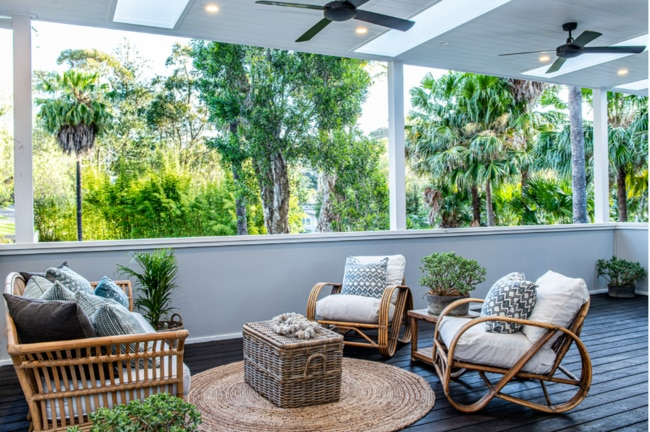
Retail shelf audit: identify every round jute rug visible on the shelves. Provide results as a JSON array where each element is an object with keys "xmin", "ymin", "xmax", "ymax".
[{"xmin": 187, "ymin": 357, "xmax": 435, "ymax": 432}]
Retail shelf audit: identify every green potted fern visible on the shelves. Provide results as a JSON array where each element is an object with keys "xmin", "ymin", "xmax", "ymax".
[
  {"xmin": 596, "ymin": 256, "xmax": 647, "ymax": 298},
  {"xmin": 118, "ymin": 248, "xmax": 182, "ymax": 330}
]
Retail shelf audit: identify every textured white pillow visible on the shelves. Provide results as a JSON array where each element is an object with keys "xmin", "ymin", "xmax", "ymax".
[
  {"xmin": 438, "ymin": 316, "xmax": 556, "ymax": 374},
  {"xmin": 316, "ymin": 294, "xmax": 395, "ymax": 324},
  {"xmin": 522, "ymin": 270, "xmax": 589, "ymax": 347}
]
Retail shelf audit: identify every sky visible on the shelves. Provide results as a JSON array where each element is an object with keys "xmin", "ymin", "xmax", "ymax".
[{"xmin": 0, "ymin": 21, "xmax": 446, "ymax": 135}]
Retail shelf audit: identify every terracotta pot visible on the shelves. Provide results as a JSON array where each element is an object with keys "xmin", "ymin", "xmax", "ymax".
[
  {"xmin": 426, "ymin": 294, "xmax": 469, "ymax": 316},
  {"xmin": 608, "ymin": 284, "xmax": 636, "ymax": 298}
]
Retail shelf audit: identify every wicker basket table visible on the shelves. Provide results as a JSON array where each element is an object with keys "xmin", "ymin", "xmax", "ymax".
[{"xmin": 243, "ymin": 320, "xmax": 344, "ymax": 408}]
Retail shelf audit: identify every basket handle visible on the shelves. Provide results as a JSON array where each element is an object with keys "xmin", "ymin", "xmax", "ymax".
[
  {"xmin": 169, "ymin": 313, "xmax": 183, "ymax": 325},
  {"xmin": 304, "ymin": 353, "xmax": 327, "ymax": 377}
]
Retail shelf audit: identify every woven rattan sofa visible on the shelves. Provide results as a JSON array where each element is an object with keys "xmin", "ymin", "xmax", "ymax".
[{"xmin": 4, "ymin": 272, "xmax": 190, "ymax": 431}]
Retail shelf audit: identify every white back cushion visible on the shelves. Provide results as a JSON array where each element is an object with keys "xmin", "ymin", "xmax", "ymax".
[
  {"xmin": 522, "ymin": 270, "xmax": 589, "ymax": 347},
  {"xmin": 350, "ymin": 255, "xmax": 405, "ymax": 288}
]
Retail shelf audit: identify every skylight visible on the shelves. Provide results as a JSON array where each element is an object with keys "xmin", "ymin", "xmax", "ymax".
[
  {"xmin": 113, "ymin": 0, "xmax": 190, "ymax": 29},
  {"xmin": 615, "ymin": 79, "xmax": 649, "ymax": 91},
  {"xmin": 522, "ymin": 35, "xmax": 648, "ymax": 78},
  {"xmin": 354, "ymin": 0, "xmax": 512, "ymax": 57}
]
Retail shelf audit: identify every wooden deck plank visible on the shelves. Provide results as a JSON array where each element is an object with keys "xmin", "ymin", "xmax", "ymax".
[{"xmin": 0, "ymin": 293, "xmax": 646, "ymax": 431}]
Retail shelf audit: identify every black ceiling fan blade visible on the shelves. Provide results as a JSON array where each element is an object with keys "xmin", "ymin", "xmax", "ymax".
[
  {"xmin": 296, "ymin": 18, "xmax": 332, "ymax": 42},
  {"xmin": 499, "ymin": 49, "xmax": 553, "ymax": 56},
  {"xmin": 581, "ymin": 45, "xmax": 647, "ymax": 54},
  {"xmin": 348, "ymin": 0, "xmax": 370, "ymax": 7},
  {"xmin": 354, "ymin": 10, "xmax": 414, "ymax": 31},
  {"xmin": 546, "ymin": 57, "xmax": 567, "ymax": 73},
  {"xmin": 572, "ymin": 30, "xmax": 602, "ymax": 48},
  {"xmin": 255, "ymin": 1, "xmax": 324, "ymax": 11}
]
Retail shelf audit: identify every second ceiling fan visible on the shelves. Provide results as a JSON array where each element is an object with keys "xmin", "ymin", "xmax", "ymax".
[{"xmin": 255, "ymin": 0, "xmax": 415, "ymax": 42}]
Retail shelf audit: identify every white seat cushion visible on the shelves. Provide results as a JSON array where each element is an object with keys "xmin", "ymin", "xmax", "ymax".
[
  {"xmin": 438, "ymin": 316, "xmax": 557, "ymax": 374},
  {"xmin": 316, "ymin": 294, "xmax": 395, "ymax": 324},
  {"xmin": 522, "ymin": 270, "xmax": 589, "ymax": 348}
]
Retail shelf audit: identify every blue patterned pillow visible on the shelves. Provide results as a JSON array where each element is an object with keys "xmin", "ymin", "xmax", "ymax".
[
  {"xmin": 481, "ymin": 279, "xmax": 537, "ymax": 334},
  {"xmin": 341, "ymin": 257, "xmax": 388, "ymax": 298},
  {"xmin": 46, "ymin": 264, "xmax": 93, "ymax": 294},
  {"xmin": 94, "ymin": 276, "xmax": 129, "ymax": 309}
]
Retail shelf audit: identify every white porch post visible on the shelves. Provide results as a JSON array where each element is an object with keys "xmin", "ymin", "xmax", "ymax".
[
  {"xmin": 592, "ymin": 88, "xmax": 609, "ymax": 223},
  {"xmin": 387, "ymin": 61, "xmax": 407, "ymax": 231}
]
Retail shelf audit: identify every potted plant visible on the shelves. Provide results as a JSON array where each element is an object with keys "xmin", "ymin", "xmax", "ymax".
[
  {"xmin": 66, "ymin": 393, "xmax": 201, "ymax": 432},
  {"xmin": 419, "ymin": 251, "xmax": 487, "ymax": 316},
  {"xmin": 118, "ymin": 248, "xmax": 182, "ymax": 330},
  {"xmin": 596, "ymin": 256, "xmax": 647, "ymax": 298}
]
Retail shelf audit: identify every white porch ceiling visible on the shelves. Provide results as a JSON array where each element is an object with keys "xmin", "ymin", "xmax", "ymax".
[{"xmin": 1, "ymin": 0, "xmax": 647, "ymax": 95}]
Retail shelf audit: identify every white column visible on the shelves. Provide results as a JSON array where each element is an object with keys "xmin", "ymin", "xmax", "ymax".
[
  {"xmin": 12, "ymin": 15, "xmax": 35, "ymax": 243},
  {"xmin": 387, "ymin": 61, "xmax": 406, "ymax": 231},
  {"xmin": 592, "ymin": 88, "xmax": 609, "ymax": 224}
]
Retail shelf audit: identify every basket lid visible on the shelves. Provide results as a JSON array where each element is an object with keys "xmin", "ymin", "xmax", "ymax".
[{"xmin": 243, "ymin": 320, "xmax": 343, "ymax": 348}]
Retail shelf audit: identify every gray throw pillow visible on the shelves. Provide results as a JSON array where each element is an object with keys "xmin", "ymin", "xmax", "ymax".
[
  {"xmin": 75, "ymin": 290, "xmax": 118, "ymax": 317},
  {"xmin": 22, "ymin": 276, "xmax": 54, "ymax": 298},
  {"xmin": 481, "ymin": 278, "xmax": 538, "ymax": 334},
  {"xmin": 3, "ymin": 293, "xmax": 96, "ymax": 344},
  {"xmin": 39, "ymin": 280, "xmax": 76, "ymax": 302},
  {"xmin": 46, "ymin": 264, "xmax": 93, "ymax": 294},
  {"xmin": 341, "ymin": 257, "xmax": 388, "ymax": 298}
]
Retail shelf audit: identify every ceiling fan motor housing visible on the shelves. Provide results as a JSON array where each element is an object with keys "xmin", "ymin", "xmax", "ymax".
[
  {"xmin": 556, "ymin": 44, "xmax": 582, "ymax": 58},
  {"xmin": 324, "ymin": 1, "xmax": 357, "ymax": 21}
]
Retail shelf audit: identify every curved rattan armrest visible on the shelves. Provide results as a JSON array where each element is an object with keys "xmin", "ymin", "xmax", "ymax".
[
  {"xmin": 377, "ymin": 285, "xmax": 410, "ymax": 326},
  {"xmin": 306, "ymin": 282, "xmax": 341, "ymax": 320}
]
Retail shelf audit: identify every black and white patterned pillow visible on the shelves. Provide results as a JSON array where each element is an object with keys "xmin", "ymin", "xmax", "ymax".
[
  {"xmin": 39, "ymin": 281, "xmax": 76, "ymax": 302},
  {"xmin": 75, "ymin": 290, "xmax": 118, "ymax": 317},
  {"xmin": 481, "ymin": 279, "xmax": 537, "ymax": 334},
  {"xmin": 341, "ymin": 257, "xmax": 388, "ymax": 298}
]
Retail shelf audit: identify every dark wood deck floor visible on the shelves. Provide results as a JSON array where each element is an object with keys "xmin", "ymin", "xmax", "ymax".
[{"xmin": 0, "ymin": 293, "xmax": 647, "ymax": 431}]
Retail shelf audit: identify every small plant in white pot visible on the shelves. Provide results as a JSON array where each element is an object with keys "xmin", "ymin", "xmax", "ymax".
[
  {"xmin": 596, "ymin": 256, "xmax": 647, "ymax": 298},
  {"xmin": 419, "ymin": 252, "xmax": 486, "ymax": 316}
]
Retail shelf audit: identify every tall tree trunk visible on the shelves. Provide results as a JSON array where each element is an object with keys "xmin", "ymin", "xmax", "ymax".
[
  {"xmin": 228, "ymin": 122, "xmax": 248, "ymax": 235},
  {"xmin": 75, "ymin": 158, "xmax": 83, "ymax": 241},
  {"xmin": 232, "ymin": 161, "xmax": 248, "ymax": 236},
  {"xmin": 317, "ymin": 171, "xmax": 337, "ymax": 232},
  {"xmin": 617, "ymin": 166, "xmax": 628, "ymax": 222},
  {"xmin": 471, "ymin": 186, "xmax": 481, "ymax": 227},
  {"xmin": 568, "ymin": 86, "xmax": 588, "ymax": 223},
  {"xmin": 259, "ymin": 152, "xmax": 290, "ymax": 234},
  {"xmin": 485, "ymin": 180, "xmax": 495, "ymax": 227}
]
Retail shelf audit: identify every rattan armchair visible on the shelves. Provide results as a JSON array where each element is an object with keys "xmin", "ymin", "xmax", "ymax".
[
  {"xmin": 306, "ymin": 255, "xmax": 413, "ymax": 357},
  {"xmin": 4, "ymin": 272, "xmax": 190, "ymax": 431},
  {"xmin": 432, "ymin": 294, "xmax": 592, "ymax": 413}
]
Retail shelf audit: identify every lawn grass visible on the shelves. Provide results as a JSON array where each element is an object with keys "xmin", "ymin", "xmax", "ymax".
[{"xmin": 0, "ymin": 215, "xmax": 15, "ymax": 236}]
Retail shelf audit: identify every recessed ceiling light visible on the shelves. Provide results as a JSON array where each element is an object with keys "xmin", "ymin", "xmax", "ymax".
[
  {"xmin": 523, "ymin": 34, "xmax": 647, "ymax": 78},
  {"xmin": 205, "ymin": 4, "xmax": 219, "ymax": 13},
  {"xmin": 113, "ymin": 0, "xmax": 190, "ymax": 29},
  {"xmin": 355, "ymin": 0, "xmax": 512, "ymax": 56},
  {"xmin": 539, "ymin": 54, "xmax": 551, "ymax": 62},
  {"xmin": 356, "ymin": 27, "xmax": 368, "ymax": 35},
  {"xmin": 439, "ymin": 41, "xmax": 449, "ymax": 46},
  {"xmin": 617, "ymin": 68, "xmax": 629, "ymax": 76}
]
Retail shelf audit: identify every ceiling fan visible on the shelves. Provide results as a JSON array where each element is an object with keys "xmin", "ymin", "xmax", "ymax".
[
  {"xmin": 499, "ymin": 22, "xmax": 646, "ymax": 73},
  {"xmin": 255, "ymin": 0, "xmax": 415, "ymax": 42}
]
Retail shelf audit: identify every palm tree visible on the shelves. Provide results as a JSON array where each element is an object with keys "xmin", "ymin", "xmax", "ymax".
[
  {"xmin": 36, "ymin": 70, "xmax": 112, "ymax": 241},
  {"xmin": 568, "ymin": 85, "xmax": 588, "ymax": 223}
]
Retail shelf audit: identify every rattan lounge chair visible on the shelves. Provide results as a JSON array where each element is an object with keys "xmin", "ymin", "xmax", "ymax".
[
  {"xmin": 432, "ymin": 271, "xmax": 592, "ymax": 413},
  {"xmin": 4, "ymin": 272, "xmax": 190, "ymax": 431},
  {"xmin": 306, "ymin": 255, "xmax": 413, "ymax": 357}
]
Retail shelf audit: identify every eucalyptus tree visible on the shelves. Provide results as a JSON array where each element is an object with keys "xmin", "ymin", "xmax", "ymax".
[
  {"xmin": 568, "ymin": 86, "xmax": 588, "ymax": 223},
  {"xmin": 36, "ymin": 69, "xmax": 112, "ymax": 240}
]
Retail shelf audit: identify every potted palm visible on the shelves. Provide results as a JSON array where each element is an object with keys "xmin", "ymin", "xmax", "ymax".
[
  {"xmin": 419, "ymin": 252, "xmax": 486, "ymax": 316},
  {"xmin": 118, "ymin": 248, "xmax": 183, "ymax": 330},
  {"xmin": 596, "ymin": 256, "xmax": 647, "ymax": 298}
]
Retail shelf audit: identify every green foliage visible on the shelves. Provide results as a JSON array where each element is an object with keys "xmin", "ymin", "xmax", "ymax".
[
  {"xmin": 66, "ymin": 393, "xmax": 201, "ymax": 432},
  {"xmin": 596, "ymin": 256, "xmax": 647, "ymax": 287},
  {"xmin": 419, "ymin": 252, "xmax": 487, "ymax": 296},
  {"xmin": 117, "ymin": 248, "xmax": 179, "ymax": 327}
]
